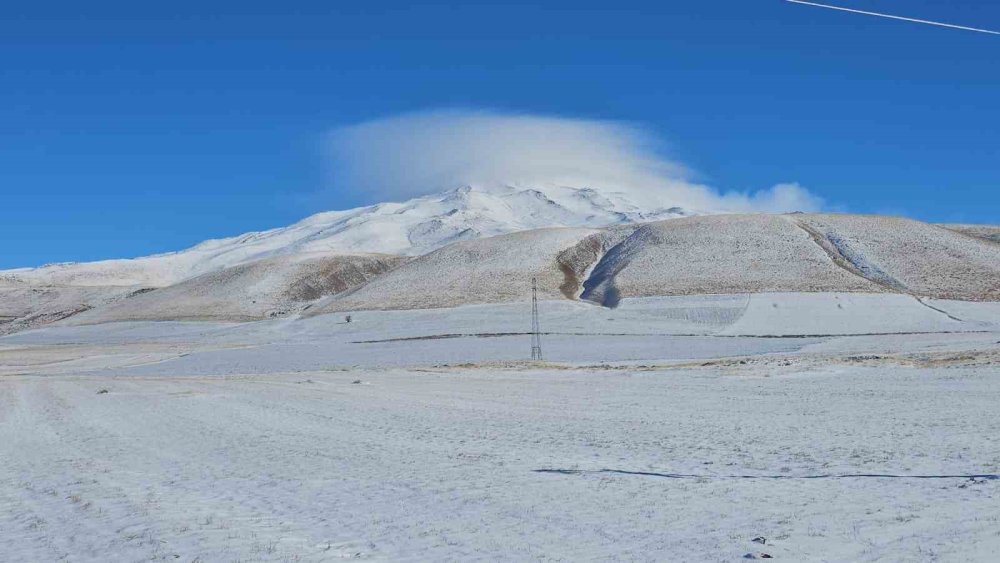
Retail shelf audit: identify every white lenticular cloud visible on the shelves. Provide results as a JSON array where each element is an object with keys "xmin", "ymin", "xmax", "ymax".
[{"xmin": 328, "ymin": 109, "xmax": 823, "ymax": 213}]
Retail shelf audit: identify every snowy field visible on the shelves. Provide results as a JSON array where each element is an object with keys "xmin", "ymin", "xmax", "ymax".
[{"xmin": 2, "ymin": 293, "xmax": 999, "ymax": 561}]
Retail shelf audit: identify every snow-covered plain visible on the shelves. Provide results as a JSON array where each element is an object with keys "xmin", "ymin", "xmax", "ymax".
[{"xmin": 2, "ymin": 293, "xmax": 999, "ymax": 561}]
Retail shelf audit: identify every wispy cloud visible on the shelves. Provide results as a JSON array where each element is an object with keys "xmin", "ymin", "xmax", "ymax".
[{"xmin": 327, "ymin": 109, "xmax": 823, "ymax": 213}]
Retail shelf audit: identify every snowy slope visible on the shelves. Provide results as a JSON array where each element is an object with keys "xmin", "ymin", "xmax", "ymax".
[
  {"xmin": 307, "ymin": 212, "xmax": 1000, "ymax": 316},
  {"xmin": 306, "ymin": 227, "xmax": 607, "ymax": 314},
  {"xmin": 580, "ymin": 214, "xmax": 883, "ymax": 307},
  {"xmin": 798, "ymin": 214, "xmax": 1000, "ymax": 301},
  {"xmin": 2, "ymin": 183, "xmax": 692, "ymax": 288},
  {"xmin": 941, "ymin": 223, "xmax": 1000, "ymax": 244},
  {"xmin": 62, "ymin": 253, "xmax": 406, "ymax": 324},
  {"xmin": 578, "ymin": 214, "xmax": 1000, "ymax": 307},
  {"xmin": 0, "ymin": 283, "xmax": 141, "ymax": 336}
]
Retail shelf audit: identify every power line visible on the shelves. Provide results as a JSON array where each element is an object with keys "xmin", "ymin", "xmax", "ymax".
[
  {"xmin": 530, "ymin": 277, "xmax": 543, "ymax": 361},
  {"xmin": 785, "ymin": 0, "xmax": 1000, "ymax": 36}
]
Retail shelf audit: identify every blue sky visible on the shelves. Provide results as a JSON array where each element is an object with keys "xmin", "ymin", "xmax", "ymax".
[{"xmin": 2, "ymin": 0, "xmax": 998, "ymax": 268}]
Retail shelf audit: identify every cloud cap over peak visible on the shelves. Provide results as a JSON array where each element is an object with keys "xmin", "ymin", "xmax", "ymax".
[{"xmin": 327, "ymin": 109, "xmax": 823, "ymax": 213}]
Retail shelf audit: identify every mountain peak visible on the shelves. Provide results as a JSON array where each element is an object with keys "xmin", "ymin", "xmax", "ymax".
[{"xmin": 3, "ymin": 183, "xmax": 695, "ymax": 288}]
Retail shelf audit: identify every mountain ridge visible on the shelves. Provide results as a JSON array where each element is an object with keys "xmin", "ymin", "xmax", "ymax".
[
  {"xmin": 2, "ymin": 185, "xmax": 997, "ymax": 336},
  {"xmin": 1, "ymin": 183, "xmax": 694, "ymax": 288}
]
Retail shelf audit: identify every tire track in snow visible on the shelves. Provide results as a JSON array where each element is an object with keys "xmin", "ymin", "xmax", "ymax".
[
  {"xmin": 535, "ymin": 468, "xmax": 1000, "ymax": 480},
  {"xmin": 914, "ymin": 297, "xmax": 965, "ymax": 323}
]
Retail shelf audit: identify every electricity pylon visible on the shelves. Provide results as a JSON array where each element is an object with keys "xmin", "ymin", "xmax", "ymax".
[{"xmin": 531, "ymin": 277, "xmax": 543, "ymax": 361}]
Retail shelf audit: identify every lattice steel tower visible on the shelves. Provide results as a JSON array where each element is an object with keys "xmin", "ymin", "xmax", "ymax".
[{"xmin": 530, "ymin": 277, "xmax": 543, "ymax": 361}]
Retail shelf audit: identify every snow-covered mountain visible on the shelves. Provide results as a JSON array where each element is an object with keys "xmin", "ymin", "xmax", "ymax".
[{"xmin": 2, "ymin": 183, "xmax": 693, "ymax": 287}]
